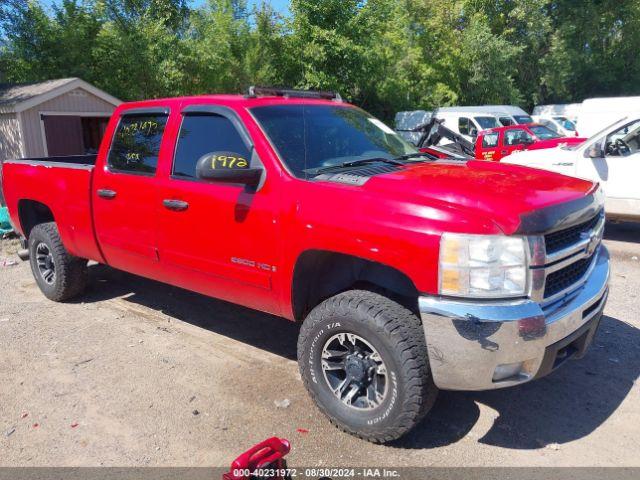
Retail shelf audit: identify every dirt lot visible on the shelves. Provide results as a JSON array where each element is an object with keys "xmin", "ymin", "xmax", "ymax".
[{"xmin": 0, "ymin": 224, "xmax": 639, "ymax": 468}]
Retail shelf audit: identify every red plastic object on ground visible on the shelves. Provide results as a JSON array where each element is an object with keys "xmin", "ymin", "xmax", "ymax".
[{"xmin": 223, "ymin": 437, "xmax": 291, "ymax": 480}]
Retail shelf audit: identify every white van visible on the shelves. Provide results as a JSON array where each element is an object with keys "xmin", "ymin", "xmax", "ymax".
[
  {"xmin": 577, "ymin": 96, "xmax": 640, "ymax": 138},
  {"xmin": 488, "ymin": 105, "xmax": 534, "ymax": 126},
  {"xmin": 434, "ymin": 106, "xmax": 532, "ymax": 141}
]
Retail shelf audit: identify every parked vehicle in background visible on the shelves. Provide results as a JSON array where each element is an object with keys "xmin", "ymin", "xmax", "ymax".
[
  {"xmin": 394, "ymin": 114, "xmax": 476, "ymax": 158},
  {"xmin": 433, "ymin": 107, "xmax": 502, "ymax": 142},
  {"xmin": 532, "ymin": 103, "xmax": 581, "ymax": 123},
  {"xmin": 577, "ymin": 96, "xmax": 640, "ymax": 138},
  {"xmin": 2, "ymin": 87, "xmax": 610, "ymax": 443},
  {"xmin": 397, "ymin": 114, "xmax": 585, "ymax": 161},
  {"xmin": 394, "ymin": 110, "xmax": 432, "ymax": 145},
  {"xmin": 489, "ymin": 105, "xmax": 534, "ymax": 126},
  {"xmin": 477, "ymin": 124, "xmax": 586, "ymax": 161},
  {"xmin": 433, "ymin": 106, "xmax": 534, "ymax": 142},
  {"xmin": 504, "ymin": 116, "xmax": 640, "ymax": 221},
  {"xmin": 532, "ymin": 115, "xmax": 579, "ymax": 137}
]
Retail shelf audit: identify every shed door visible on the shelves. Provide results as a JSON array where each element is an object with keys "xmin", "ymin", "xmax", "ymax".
[{"xmin": 42, "ymin": 115, "xmax": 84, "ymax": 156}]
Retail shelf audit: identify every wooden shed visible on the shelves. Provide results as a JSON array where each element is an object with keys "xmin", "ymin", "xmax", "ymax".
[{"xmin": 0, "ymin": 78, "xmax": 121, "ymax": 161}]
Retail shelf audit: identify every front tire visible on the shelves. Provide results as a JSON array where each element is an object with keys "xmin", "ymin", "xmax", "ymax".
[
  {"xmin": 28, "ymin": 222, "xmax": 88, "ymax": 302},
  {"xmin": 297, "ymin": 290, "xmax": 437, "ymax": 443}
]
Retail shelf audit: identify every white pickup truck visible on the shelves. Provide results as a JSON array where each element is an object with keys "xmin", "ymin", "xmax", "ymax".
[{"xmin": 504, "ymin": 116, "xmax": 640, "ymax": 221}]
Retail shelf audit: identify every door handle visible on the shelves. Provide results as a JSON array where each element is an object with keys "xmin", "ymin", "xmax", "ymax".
[
  {"xmin": 97, "ymin": 189, "xmax": 117, "ymax": 199},
  {"xmin": 163, "ymin": 199, "xmax": 189, "ymax": 211},
  {"xmin": 500, "ymin": 150, "xmax": 509, "ymax": 154}
]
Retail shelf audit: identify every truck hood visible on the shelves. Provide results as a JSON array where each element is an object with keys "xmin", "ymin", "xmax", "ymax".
[{"xmin": 360, "ymin": 160, "xmax": 596, "ymax": 234}]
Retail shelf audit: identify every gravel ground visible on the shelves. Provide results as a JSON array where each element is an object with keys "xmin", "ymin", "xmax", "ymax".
[{"xmin": 0, "ymin": 223, "xmax": 638, "ymax": 468}]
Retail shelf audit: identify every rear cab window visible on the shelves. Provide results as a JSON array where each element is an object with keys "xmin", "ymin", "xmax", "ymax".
[
  {"xmin": 108, "ymin": 112, "xmax": 169, "ymax": 175},
  {"xmin": 482, "ymin": 133, "xmax": 499, "ymax": 148}
]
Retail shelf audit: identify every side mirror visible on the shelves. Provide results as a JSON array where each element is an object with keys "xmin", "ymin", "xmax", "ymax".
[
  {"xmin": 469, "ymin": 128, "xmax": 478, "ymax": 138},
  {"xmin": 586, "ymin": 143, "xmax": 603, "ymax": 158},
  {"xmin": 196, "ymin": 152, "xmax": 263, "ymax": 187}
]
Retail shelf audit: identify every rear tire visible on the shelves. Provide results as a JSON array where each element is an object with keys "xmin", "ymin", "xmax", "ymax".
[
  {"xmin": 297, "ymin": 290, "xmax": 437, "ymax": 443},
  {"xmin": 28, "ymin": 222, "xmax": 88, "ymax": 302}
]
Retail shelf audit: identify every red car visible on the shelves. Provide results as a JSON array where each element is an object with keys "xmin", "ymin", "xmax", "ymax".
[
  {"xmin": 476, "ymin": 123, "xmax": 586, "ymax": 161},
  {"xmin": 2, "ymin": 87, "xmax": 609, "ymax": 443}
]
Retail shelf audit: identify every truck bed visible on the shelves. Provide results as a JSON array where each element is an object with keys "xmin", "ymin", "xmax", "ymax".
[
  {"xmin": 10, "ymin": 154, "xmax": 98, "ymax": 167},
  {"xmin": 1, "ymin": 155, "xmax": 103, "ymax": 262}
]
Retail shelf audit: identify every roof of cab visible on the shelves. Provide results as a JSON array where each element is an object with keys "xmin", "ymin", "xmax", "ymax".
[
  {"xmin": 115, "ymin": 93, "xmax": 351, "ymax": 113},
  {"xmin": 481, "ymin": 123, "xmax": 544, "ymax": 134}
]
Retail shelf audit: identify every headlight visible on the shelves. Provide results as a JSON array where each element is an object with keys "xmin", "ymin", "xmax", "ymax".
[{"xmin": 439, "ymin": 233, "xmax": 528, "ymax": 298}]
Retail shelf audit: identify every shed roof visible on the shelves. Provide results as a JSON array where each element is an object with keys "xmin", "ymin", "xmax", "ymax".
[{"xmin": 0, "ymin": 77, "xmax": 121, "ymax": 113}]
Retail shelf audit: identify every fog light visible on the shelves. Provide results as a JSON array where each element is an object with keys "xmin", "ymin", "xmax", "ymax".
[{"xmin": 492, "ymin": 362, "xmax": 524, "ymax": 382}]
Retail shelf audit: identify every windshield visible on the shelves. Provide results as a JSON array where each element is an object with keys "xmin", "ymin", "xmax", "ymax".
[
  {"xmin": 553, "ymin": 116, "xmax": 576, "ymax": 131},
  {"xmin": 251, "ymin": 105, "xmax": 417, "ymax": 178},
  {"xmin": 474, "ymin": 116, "xmax": 500, "ymax": 129},
  {"xmin": 529, "ymin": 125, "xmax": 562, "ymax": 140},
  {"xmin": 514, "ymin": 115, "xmax": 534, "ymax": 124}
]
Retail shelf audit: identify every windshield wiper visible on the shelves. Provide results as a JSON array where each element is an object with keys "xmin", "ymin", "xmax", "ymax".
[
  {"xmin": 394, "ymin": 152, "xmax": 435, "ymax": 161},
  {"xmin": 313, "ymin": 157, "xmax": 404, "ymax": 175}
]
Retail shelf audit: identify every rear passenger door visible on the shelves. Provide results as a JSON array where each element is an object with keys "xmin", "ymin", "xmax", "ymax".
[
  {"xmin": 93, "ymin": 108, "xmax": 169, "ymax": 276},
  {"xmin": 156, "ymin": 105, "xmax": 280, "ymax": 313}
]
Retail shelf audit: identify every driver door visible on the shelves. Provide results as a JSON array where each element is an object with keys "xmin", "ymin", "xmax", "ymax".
[
  {"xmin": 502, "ymin": 128, "xmax": 533, "ymax": 158},
  {"xmin": 577, "ymin": 119, "xmax": 640, "ymax": 217},
  {"xmin": 156, "ymin": 105, "xmax": 281, "ymax": 313}
]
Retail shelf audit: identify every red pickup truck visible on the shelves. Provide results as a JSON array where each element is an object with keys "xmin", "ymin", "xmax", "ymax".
[
  {"xmin": 408, "ymin": 118, "xmax": 586, "ymax": 162},
  {"xmin": 2, "ymin": 87, "xmax": 610, "ymax": 443},
  {"xmin": 476, "ymin": 124, "xmax": 586, "ymax": 161}
]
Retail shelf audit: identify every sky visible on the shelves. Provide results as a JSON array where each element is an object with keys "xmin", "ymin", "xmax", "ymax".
[{"xmin": 38, "ymin": 0, "xmax": 291, "ymax": 15}]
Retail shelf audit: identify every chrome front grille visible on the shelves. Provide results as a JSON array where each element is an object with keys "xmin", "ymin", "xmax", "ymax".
[
  {"xmin": 528, "ymin": 210, "xmax": 605, "ymax": 305},
  {"xmin": 544, "ymin": 214, "xmax": 602, "ymax": 255},
  {"xmin": 544, "ymin": 257, "xmax": 593, "ymax": 298}
]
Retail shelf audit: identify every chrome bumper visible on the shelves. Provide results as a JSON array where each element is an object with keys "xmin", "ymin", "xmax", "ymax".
[{"xmin": 419, "ymin": 245, "xmax": 610, "ymax": 391}]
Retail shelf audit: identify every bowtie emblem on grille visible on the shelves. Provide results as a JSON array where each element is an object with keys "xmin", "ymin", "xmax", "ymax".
[{"xmin": 584, "ymin": 229, "xmax": 601, "ymax": 256}]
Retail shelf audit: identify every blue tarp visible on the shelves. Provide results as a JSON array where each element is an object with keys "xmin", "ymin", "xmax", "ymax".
[{"xmin": 0, "ymin": 206, "xmax": 13, "ymax": 235}]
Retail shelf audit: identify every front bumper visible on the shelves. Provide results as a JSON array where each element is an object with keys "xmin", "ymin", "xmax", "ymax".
[{"xmin": 419, "ymin": 245, "xmax": 610, "ymax": 391}]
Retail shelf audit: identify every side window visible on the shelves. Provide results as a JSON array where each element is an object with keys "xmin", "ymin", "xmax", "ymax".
[
  {"xmin": 604, "ymin": 119, "xmax": 640, "ymax": 157},
  {"xmin": 504, "ymin": 129, "xmax": 533, "ymax": 146},
  {"xmin": 173, "ymin": 113, "xmax": 251, "ymax": 179},
  {"xmin": 499, "ymin": 116, "xmax": 515, "ymax": 126},
  {"xmin": 108, "ymin": 113, "xmax": 168, "ymax": 174},
  {"xmin": 482, "ymin": 133, "xmax": 499, "ymax": 148},
  {"xmin": 458, "ymin": 117, "xmax": 471, "ymax": 136}
]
